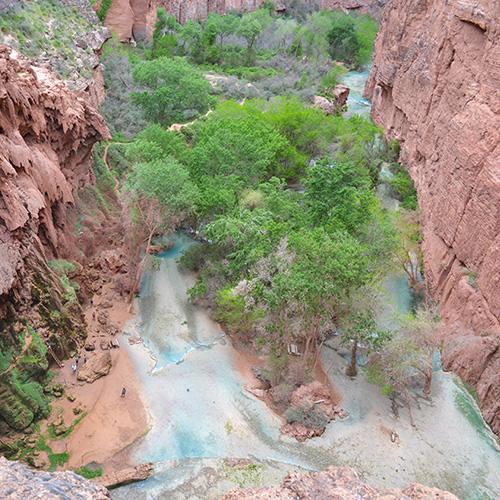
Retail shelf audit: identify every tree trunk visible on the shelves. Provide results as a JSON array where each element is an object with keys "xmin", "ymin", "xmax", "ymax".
[
  {"xmin": 127, "ymin": 228, "xmax": 155, "ymax": 304},
  {"xmin": 423, "ymin": 367, "xmax": 433, "ymax": 394},
  {"xmin": 346, "ymin": 342, "xmax": 357, "ymax": 376},
  {"xmin": 403, "ymin": 388, "xmax": 416, "ymax": 427}
]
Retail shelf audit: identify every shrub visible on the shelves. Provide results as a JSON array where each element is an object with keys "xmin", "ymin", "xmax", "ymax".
[{"xmin": 284, "ymin": 404, "xmax": 330, "ymax": 429}]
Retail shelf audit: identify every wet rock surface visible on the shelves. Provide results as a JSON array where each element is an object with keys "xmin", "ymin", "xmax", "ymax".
[
  {"xmin": 366, "ymin": 0, "xmax": 500, "ymax": 436},
  {"xmin": 0, "ymin": 456, "xmax": 110, "ymax": 499}
]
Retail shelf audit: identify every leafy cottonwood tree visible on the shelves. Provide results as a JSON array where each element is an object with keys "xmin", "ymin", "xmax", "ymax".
[
  {"xmin": 394, "ymin": 209, "xmax": 422, "ymax": 286},
  {"xmin": 305, "ymin": 158, "xmax": 375, "ymax": 234},
  {"xmin": 132, "ymin": 57, "xmax": 215, "ymax": 127},
  {"xmin": 326, "ymin": 15, "xmax": 360, "ymax": 65},
  {"xmin": 398, "ymin": 306, "xmax": 441, "ymax": 394},
  {"xmin": 366, "ymin": 335, "xmax": 421, "ymax": 427},
  {"xmin": 236, "ymin": 15, "xmax": 262, "ymax": 62},
  {"xmin": 339, "ymin": 308, "xmax": 392, "ymax": 377},
  {"xmin": 125, "ymin": 157, "xmax": 199, "ymax": 301}
]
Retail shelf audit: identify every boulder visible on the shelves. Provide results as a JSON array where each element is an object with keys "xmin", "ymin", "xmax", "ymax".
[
  {"xmin": 334, "ymin": 84, "xmax": 350, "ymax": 110},
  {"xmin": 0, "ymin": 457, "xmax": 110, "ymax": 499},
  {"xmin": 282, "ymin": 422, "xmax": 325, "ymax": 442},
  {"xmin": 77, "ymin": 351, "xmax": 112, "ymax": 383},
  {"xmin": 96, "ymin": 463, "xmax": 153, "ymax": 489},
  {"xmin": 313, "ymin": 95, "xmax": 336, "ymax": 116}
]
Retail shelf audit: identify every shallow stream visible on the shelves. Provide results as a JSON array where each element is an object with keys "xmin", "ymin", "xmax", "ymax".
[
  {"xmin": 114, "ymin": 230, "xmax": 500, "ymax": 500},
  {"xmin": 112, "ymin": 71, "xmax": 500, "ymax": 500}
]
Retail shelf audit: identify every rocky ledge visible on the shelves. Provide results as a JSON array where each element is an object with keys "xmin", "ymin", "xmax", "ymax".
[
  {"xmin": 222, "ymin": 466, "xmax": 459, "ymax": 500},
  {"xmin": 0, "ymin": 457, "xmax": 110, "ymax": 499}
]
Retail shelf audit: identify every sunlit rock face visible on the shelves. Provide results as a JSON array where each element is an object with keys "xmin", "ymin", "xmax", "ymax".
[
  {"xmin": 365, "ymin": 0, "xmax": 500, "ymax": 435},
  {"xmin": 104, "ymin": 0, "xmax": 387, "ymax": 42},
  {"xmin": 0, "ymin": 457, "xmax": 110, "ymax": 499}
]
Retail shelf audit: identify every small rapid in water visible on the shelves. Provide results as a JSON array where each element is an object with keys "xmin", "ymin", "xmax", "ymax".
[{"xmin": 113, "ymin": 73, "xmax": 500, "ymax": 500}]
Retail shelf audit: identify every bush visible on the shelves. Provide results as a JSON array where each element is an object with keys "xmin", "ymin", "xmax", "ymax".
[{"xmin": 284, "ymin": 405, "xmax": 330, "ymax": 429}]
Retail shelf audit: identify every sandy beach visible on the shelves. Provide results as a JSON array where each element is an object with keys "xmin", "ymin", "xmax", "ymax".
[{"xmin": 49, "ymin": 284, "xmax": 150, "ymax": 473}]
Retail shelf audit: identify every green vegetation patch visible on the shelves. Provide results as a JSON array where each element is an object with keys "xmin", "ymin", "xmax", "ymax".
[{"xmin": 0, "ymin": 0, "xmax": 99, "ymax": 81}]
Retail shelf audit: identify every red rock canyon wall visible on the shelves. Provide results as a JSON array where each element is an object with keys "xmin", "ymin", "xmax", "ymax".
[
  {"xmin": 0, "ymin": 45, "xmax": 110, "ymax": 310},
  {"xmin": 366, "ymin": 0, "xmax": 500, "ymax": 434},
  {"xmin": 105, "ymin": 0, "xmax": 386, "ymax": 42}
]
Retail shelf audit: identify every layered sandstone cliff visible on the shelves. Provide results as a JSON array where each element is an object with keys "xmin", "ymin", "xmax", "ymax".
[
  {"xmin": 0, "ymin": 45, "xmax": 110, "ymax": 430},
  {"xmin": 104, "ymin": 0, "xmax": 386, "ymax": 42},
  {"xmin": 366, "ymin": 0, "xmax": 500, "ymax": 434}
]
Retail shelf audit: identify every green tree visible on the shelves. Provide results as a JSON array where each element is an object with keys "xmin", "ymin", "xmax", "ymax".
[
  {"xmin": 264, "ymin": 228, "xmax": 372, "ymax": 361},
  {"xmin": 149, "ymin": 9, "xmax": 179, "ymax": 58},
  {"xmin": 366, "ymin": 335, "xmax": 421, "ymax": 427},
  {"xmin": 393, "ymin": 210, "xmax": 422, "ymax": 286},
  {"xmin": 178, "ymin": 19, "xmax": 202, "ymax": 56},
  {"xmin": 236, "ymin": 15, "xmax": 262, "ymax": 62},
  {"xmin": 132, "ymin": 57, "xmax": 215, "ymax": 127},
  {"xmin": 304, "ymin": 158, "xmax": 374, "ymax": 234},
  {"xmin": 339, "ymin": 308, "xmax": 391, "ymax": 376},
  {"xmin": 189, "ymin": 101, "xmax": 290, "ymax": 184},
  {"xmin": 398, "ymin": 306, "xmax": 441, "ymax": 394},
  {"xmin": 326, "ymin": 15, "xmax": 360, "ymax": 65},
  {"xmin": 125, "ymin": 157, "xmax": 199, "ymax": 301},
  {"xmin": 212, "ymin": 13, "xmax": 240, "ymax": 61}
]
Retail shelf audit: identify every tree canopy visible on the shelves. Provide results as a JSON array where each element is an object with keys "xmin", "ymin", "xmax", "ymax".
[{"xmin": 132, "ymin": 57, "xmax": 215, "ymax": 127}]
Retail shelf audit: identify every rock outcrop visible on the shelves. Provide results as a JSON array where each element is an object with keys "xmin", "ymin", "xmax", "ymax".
[
  {"xmin": 77, "ymin": 350, "xmax": 113, "ymax": 383},
  {"xmin": 221, "ymin": 466, "xmax": 459, "ymax": 499},
  {"xmin": 0, "ymin": 456, "xmax": 110, "ymax": 499},
  {"xmin": 96, "ymin": 463, "xmax": 153, "ymax": 488},
  {"xmin": 104, "ymin": 0, "xmax": 386, "ymax": 42},
  {"xmin": 0, "ymin": 45, "xmax": 110, "ymax": 431},
  {"xmin": 280, "ymin": 381, "xmax": 347, "ymax": 441},
  {"xmin": 365, "ymin": 0, "xmax": 500, "ymax": 434}
]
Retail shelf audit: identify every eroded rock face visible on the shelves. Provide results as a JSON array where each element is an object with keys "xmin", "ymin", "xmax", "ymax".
[
  {"xmin": 365, "ymin": 0, "xmax": 500, "ymax": 434},
  {"xmin": 104, "ymin": 0, "xmax": 386, "ymax": 42},
  {"xmin": 0, "ymin": 45, "xmax": 110, "ymax": 430},
  {"xmin": 0, "ymin": 456, "xmax": 110, "ymax": 499},
  {"xmin": 221, "ymin": 466, "xmax": 459, "ymax": 499}
]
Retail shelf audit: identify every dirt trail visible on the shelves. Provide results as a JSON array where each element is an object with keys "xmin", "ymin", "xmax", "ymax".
[{"xmin": 102, "ymin": 142, "xmax": 132, "ymax": 195}]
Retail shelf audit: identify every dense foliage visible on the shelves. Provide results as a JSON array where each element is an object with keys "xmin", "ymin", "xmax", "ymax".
[{"xmin": 94, "ymin": 2, "xmax": 428, "ymax": 423}]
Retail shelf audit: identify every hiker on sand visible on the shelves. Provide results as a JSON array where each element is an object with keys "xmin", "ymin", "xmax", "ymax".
[
  {"xmin": 84, "ymin": 355, "xmax": 87, "ymax": 364},
  {"xmin": 90, "ymin": 298, "xmax": 93, "ymax": 307},
  {"xmin": 72, "ymin": 363, "xmax": 77, "ymax": 374},
  {"xmin": 92, "ymin": 312, "xmax": 96, "ymax": 321},
  {"xmin": 121, "ymin": 387, "xmax": 126, "ymax": 398}
]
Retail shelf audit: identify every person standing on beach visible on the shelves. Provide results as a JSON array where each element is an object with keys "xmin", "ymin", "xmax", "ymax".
[{"xmin": 121, "ymin": 387, "xmax": 126, "ymax": 398}]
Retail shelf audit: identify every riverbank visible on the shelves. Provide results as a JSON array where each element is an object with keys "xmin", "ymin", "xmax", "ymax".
[{"xmin": 49, "ymin": 284, "xmax": 150, "ymax": 474}]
